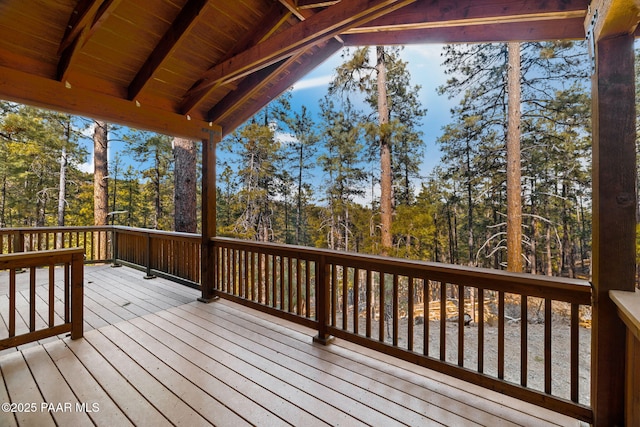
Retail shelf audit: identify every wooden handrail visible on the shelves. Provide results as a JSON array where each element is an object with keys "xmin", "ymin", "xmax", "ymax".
[
  {"xmin": 0, "ymin": 248, "xmax": 84, "ymax": 349},
  {"xmin": 610, "ymin": 290, "xmax": 640, "ymax": 426}
]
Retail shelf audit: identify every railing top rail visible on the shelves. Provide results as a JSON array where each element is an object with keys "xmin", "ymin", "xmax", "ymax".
[
  {"xmin": 212, "ymin": 236, "xmax": 592, "ymax": 304},
  {"xmin": 0, "ymin": 226, "xmax": 113, "ymax": 233},
  {"xmin": 113, "ymin": 226, "xmax": 200, "ymax": 240},
  {"xmin": 610, "ymin": 290, "xmax": 640, "ymax": 340},
  {"xmin": 0, "ymin": 247, "xmax": 85, "ymax": 268}
]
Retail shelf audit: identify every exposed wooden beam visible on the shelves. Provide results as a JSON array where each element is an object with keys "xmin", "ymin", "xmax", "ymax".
[
  {"xmin": 342, "ymin": 17, "xmax": 587, "ymax": 44},
  {"xmin": 128, "ymin": 0, "xmax": 209, "ymax": 101},
  {"xmin": 180, "ymin": 2, "xmax": 292, "ymax": 115},
  {"xmin": 345, "ymin": 0, "xmax": 587, "ymax": 34},
  {"xmin": 211, "ymin": 39, "xmax": 342, "ymax": 135},
  {"xmin": 0, "ymin": 65, "xmax": 217, "ymax": 140},
  {"xmin": 297, "ymin": 0, "xmax": 341, "ymax": 9},
  {"xmin": 181, "ymin": 0, "xmax": 415, "ymax": 114},
  {"xmin": 210, "ymin": 38, "xmax": 342, "ymax": 134},
  {"xmin": 57, "ymin": 0, "xmax": 123, "ymax": 82},
  {"xmin": 586, "ymin": 0, "xmax": 640, "ymax": 40},
  {"xmin": 217, "ymin": 40, "xmax": 342, "ymax": 135},
  {"xmin": 58, "ymin": 0, "xmax": 103, "ymax": 54}
]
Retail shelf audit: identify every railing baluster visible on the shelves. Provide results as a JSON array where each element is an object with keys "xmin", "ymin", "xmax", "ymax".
[
  {"xmin": 331, "ymin": 264, "xmax": 337, "ymax": 327},
  {"xmin": 478, "ymin": 288, "xmax": 484, "ymax": 373},
  {"xmin": 29, "ymin": 267, "xmax": 36, "ymax": 332},
  {"xmin": 545, "ymin": 298, "xmax": 552, "ymax": 394},
  {"xmin": 288, "ymin": 256, "xmax": 293, "ymax": 313},
  {"xmin": 440, "ymin": 281, "xmax": 446, "ymax": 361},
  {"xmin": 571, "ymin": 303, "xmax": 579, "ymax": 403},
  {"xmin": 379, "ymin": 272, "xmax": 385, "ymax": 342},
  {"xmin": 353, "ymin": 268, "xmax": 360, "ymax": 335},
  {"xmin": 498, "ymin": 290, "xmax": 505, "ymax": 380},
  {"xmin": 342, "ymin": 265, "xmax": 348, "ymax": 330},
  {"xmin": 408, "ymin": 275, "xmax": 414, "ymax": 352},
  {"xmin": 296, "ymin": 258, "xmax": 301, "ymax": 315},
  {"xmin": 521, "ymin": 294, "xmax": 528, "ymax": 387},
  {"xmin": 365, "ymin": 269, "xmax": 372, "ymax": 339},
  {"xmin": 279, "ymin": 255, "xmax": 285, "ymax": 310},
  {"xmin": 9, "ymin": 269, "xmax": 15, "ymax": 337},
  {"xmin": 258, "ymin": 253, "xmax": 264, "ymax": 304},
  {"xmin": 424, "ymin": 278, "xmax": 429, "ymax": 357},
  {"xmin": 458, "ymin": 284, "xmax": 464, "ymax": 367},
  {"xmin": 392, "ymin": 274, "xmax": 399, "ymax": 347},
  {"xmin": 49, "ymin": 262, "xmax": 55, "ymax": 327}
]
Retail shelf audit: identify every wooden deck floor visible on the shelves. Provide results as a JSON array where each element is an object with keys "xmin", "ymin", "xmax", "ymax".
[{"xmin": 0, "ymin": 265, "xmax": 584, "ymax": 426}]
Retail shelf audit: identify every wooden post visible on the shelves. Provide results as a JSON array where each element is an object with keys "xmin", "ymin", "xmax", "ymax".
[
  {"xmin": 591, "ymin": 33, "xmax": 636, "ymax": 426},
  {"xmin": 313, "ymin": 255, "xmax": 333, "ymax": 344},
  {"xmin": 199, "ymin": 130, "xmax": 218, "ymax": 302},
  {"xmin": 70, "ymin": 251, "xmax": 84, "ymax": 340},
  {"xmin": 143, "ymin": 232, "xmax": 156, "ymax": 279},
  {"xmin": 111, "ymin": 226, "xmax": 121, "ymax": 267}
]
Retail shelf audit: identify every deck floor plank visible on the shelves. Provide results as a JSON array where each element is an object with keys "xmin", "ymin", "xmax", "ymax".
[
  {"xmin": 168, "ymin": 304, "xmax": 454, "ymax": 426},
  {"xmin": 43, "ymin": 339, "xmax": 134, "ymax": 427},
  {"xmin": 117, "ymin": 319, "xmax": 300, "ymax": 426},
  {"xmin": 21, "ymin": 344, "xmax": 94, "ymax": 426},
  {"xmin": 0, "ymin": 265, "xmax": 585, "ymax": 427},
  {"xmin": 63, "ymin": 332, "xmax": 170, "ymax": 426},
  {"xmin": 215, "ymin": 298, "xmax": 580, "ymax": 427},
  {"xmin": 84, "ymin": 328, "xmax": 214, "ymax": 426},
  {"xmin": 145, "ymin": 310, "xmax": 366, "ymax": 426},
  {"xmin": 0, "ymin": 351, "xmax": 55, "ymax": 426}
]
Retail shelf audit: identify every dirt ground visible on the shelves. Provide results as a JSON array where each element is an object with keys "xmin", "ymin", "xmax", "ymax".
[{"xmin": 335, "ymin": 313, "xmax": 591, "ymax": 406}]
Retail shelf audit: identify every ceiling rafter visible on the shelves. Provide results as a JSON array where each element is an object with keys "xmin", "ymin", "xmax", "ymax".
[
  {"xmin": 180, "ymin": 0, "xmax": 415, "ymax": 115},
  {"xmin": 128, "ymin": 0, "xmax": 209, "ymax": 101},
  {"xmin": 297, "ymin": 0, "xmax": 341, "ymax": 9},
  {"xmin": 179, "ymin": 2, "xmax": 295, "ymax": 115},
  {"xmin": 57, "ymin": 0, "xmax": 123, "ymax": 82}
]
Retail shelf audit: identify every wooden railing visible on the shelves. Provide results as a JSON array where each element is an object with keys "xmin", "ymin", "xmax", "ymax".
[
  {"xmin": 0, "ymin": 226, "xmax": 112, "ymax": 262},
  {"xmin": 0, "ymin": 227, "xmax": 594, "ymax": 421},
  {"xmin": 0, "ymin": 248, "xmax": 84, "ymax": 350},
  {"xmin": 114, "ymin": 227, "xmax": 200, "ymax": 288},
  {"xmin": 0, "ymin": 226, "xmax": 201, "ymax": 289},
  {"xmin": 610, "ymin": 290, "xmax": 640, "ymax": 426},
  {"xmin": 211, "ymin": 237, "xmax": 593, "ymax": 423}
]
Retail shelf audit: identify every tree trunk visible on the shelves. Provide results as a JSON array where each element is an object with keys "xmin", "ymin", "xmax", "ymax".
[
  {"xmin": 93, "ymin": 121, "xmax": 108, "ymax": 259},
  {"xmin": 377, "ymin": 46, "xmax": 393, "ymax": 256},
  {"xmin": 56, "ymin": 145, "xmax": 67, "ymax": 248},
  {"xmin": 93, "ymin": 121, "xmax": 108, "ymax": 226},
  {"xmin": 173, "ymin": 137, "xmax": 197, "ymax": 233},
  {"xmin": 506, "ymin": 42, "xmax": 523, "ymax": 272}
]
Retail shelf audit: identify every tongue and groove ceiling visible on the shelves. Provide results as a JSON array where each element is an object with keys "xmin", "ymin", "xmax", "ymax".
[{"xmin": 0, "ymin": 0, "xmax": 592, "ymax": 140}]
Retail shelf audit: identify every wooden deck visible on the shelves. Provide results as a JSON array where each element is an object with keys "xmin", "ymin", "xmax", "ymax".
[{"xmin": 0, "ymin": 265, "xmax": 585, "ymax": 426}]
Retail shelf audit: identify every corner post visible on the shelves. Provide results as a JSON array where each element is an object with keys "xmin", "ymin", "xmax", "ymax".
[
  {"xmin": 591, "ymin": 33, "xmax": 636, "ymax": 426},
  {"xmin": 199, "ymin": 128, "xmax": 219, "ymax": 302},
  {"xmin": 313, "ymin": 255, "xmax": 333, "ymax": 344}
]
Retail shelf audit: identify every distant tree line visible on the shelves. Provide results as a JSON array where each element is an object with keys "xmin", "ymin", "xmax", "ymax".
[{"xmin": 1, "ymin": 42, "xmax": 634, "ymax": 280}]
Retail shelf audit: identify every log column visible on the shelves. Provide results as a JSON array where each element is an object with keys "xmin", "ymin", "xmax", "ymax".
[
  {"xmin": 199, "ymin": 129, "xmax": 219, "ymax": 302},
  {"xmin": 591, "ymin": 32, "xmax": 636, "ymax": 426}
]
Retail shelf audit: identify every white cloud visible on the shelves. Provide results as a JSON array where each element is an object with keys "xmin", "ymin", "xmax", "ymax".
[{"xmin": 291, "ymin": 75, "xmax": 333, "ymax": 92}]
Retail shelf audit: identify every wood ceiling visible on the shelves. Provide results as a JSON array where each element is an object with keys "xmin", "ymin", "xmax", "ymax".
[{"xmin": 0, "ymin": 0, "xmax": 596, "ymax": 140}]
